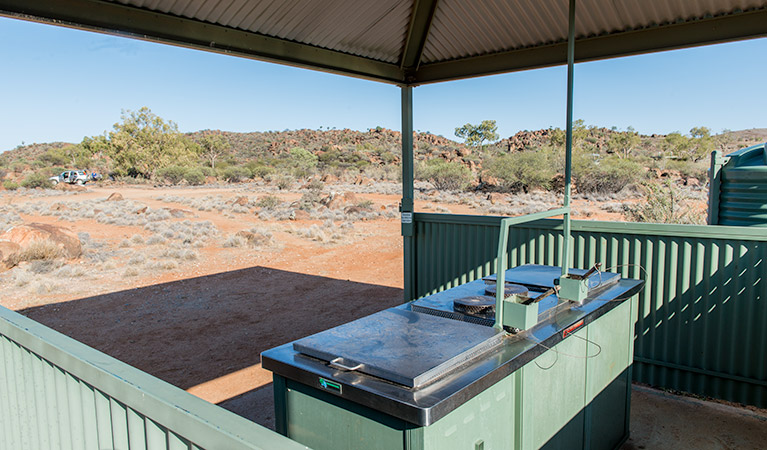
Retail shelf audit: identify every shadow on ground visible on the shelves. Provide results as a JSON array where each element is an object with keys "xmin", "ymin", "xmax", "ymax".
[{"xmin": 19, "ymin": 266, "xmax": 403, "ymax": 428}]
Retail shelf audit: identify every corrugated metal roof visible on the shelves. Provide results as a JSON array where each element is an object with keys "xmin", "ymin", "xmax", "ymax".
[
  {"xmin": 111, "ymin": 0, "xmax": 412, "ymax": 63},
  {"xmin": 3, "ymin": 0, "xmax": 767, "ymax": 84},
  {"xmin": 422, "ymin": 0, "xmax": 767, "ymax": 63}
]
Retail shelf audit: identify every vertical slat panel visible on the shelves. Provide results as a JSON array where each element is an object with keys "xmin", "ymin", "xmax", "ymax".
[
  {"xmin": 20, "ymin": 348, "xmax": 41, "ymax": 450},
  {"xmin": 0, "ymin": 337, "xmax": 17, "ymax": 450},
  {"xmin": 145, "ymin": 417, "xmax": 168, "ymax": 449},
  {"xmin": 168, "ymin": 432, "xmax": 191, "ymax": 450},
  {"xmin": 31, "ymin": 352, "xmax": 50, "ymax": 450},
  {"xmin": 110, "ymin": 398, "xmax": 130, "ymax": 450},
  {"xmin": 94, "ymin": 388, "xmax": 114, "ymax": 450},
  {"xmin": 12, "ymin": 340, "xmax": 30, "ymax": 450},
  {"xmin": 55, "ymin": 366, "xmax": 73, "ymax": 450},
  {"xmin": 67, "ymin": 373, "xmax": 86, "ymax": 449},
  {"xmin": 80, "ymin": 383, "xmax": 99, "ymax": 450},
  {"xmin": 127, "ymin": 407, "xmax": 148, "ymax": 450},
  {"xmin": 43, "ymin": 358, "xmax": 62, "ymax": 449}
]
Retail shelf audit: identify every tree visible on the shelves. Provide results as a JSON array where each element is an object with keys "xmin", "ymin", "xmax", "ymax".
[
  {"xmin": 287, "ymin": 147, "xmax": 318, "ymax": 178},
  {"xmin": 607, "ymin": 126, "xmax": 641, "ymax": 159},
  {"xmin": 663, "ymin": 132, "xmax": 691, "ymax": 159},
  {"xmin": 454, "ymin": 120, "xmax": 499, "ymax": 148},
  {"xmin": 107, "ymin": 107, "xmax": 197, "ymax": 179},
  {"xmin": 199, "ymin": 132, "xmax": 230, "ymax": 169},
  {"xmin": 688, "ymin": 126, "xmax": 714, "ymax": 162}
]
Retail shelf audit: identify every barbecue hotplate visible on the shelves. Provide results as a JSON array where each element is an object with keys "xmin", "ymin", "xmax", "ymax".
[{"xmin": 293, "ymin": 308, "xmax": 504, "ymax": 388}]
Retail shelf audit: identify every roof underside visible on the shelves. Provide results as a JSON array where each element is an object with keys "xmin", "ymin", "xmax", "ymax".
[{"xmin": 2, "ymin": 0, "xmax": 767, "ymax": 85}]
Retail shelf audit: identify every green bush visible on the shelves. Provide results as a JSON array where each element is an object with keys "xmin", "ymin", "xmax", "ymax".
[
  {"xmin": 485, "ymin": 150, "xmax": 556, "ymax": 192},
  {"xmin": 245, "ymin": 161, "xmax": 275, "ymax": 179},
  {"xmin": 417, "ymin": 159, "xmax": 472, "ymax": 191},
  {"xmin": 576, "ymin": 156, "xmax": 642, "ymax": 193},
  {"xmin": 288, "ymin": 147, "xmax": 318, "ymax": 178},
  {"xmin": 157, "ymin": 165, "xmax": 187, "ymax": 184},
  {"xmin": 220, "ymin": 166, "xmax": 250, "ymax": 182},
  {"xmin": 256, "ymin": 195, "xmax": 281, "ymax": 209},
  {"xmin": 2, "ymin": 180, "xmax": 19, "ymax": 190},
  {"xmin": 21, "ymin": 172, "xmax": 53, "ymax": 189},
  {"xmin": 184, "ymin": 168, "xmax": 205, "ymax": 185}
]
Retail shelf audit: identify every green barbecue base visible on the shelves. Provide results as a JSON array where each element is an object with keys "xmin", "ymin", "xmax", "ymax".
[{"xmin": 274, "ymin": 298, "xmax": 636, "ymax": 450}]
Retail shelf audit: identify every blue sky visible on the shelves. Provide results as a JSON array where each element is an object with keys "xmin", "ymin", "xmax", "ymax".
[{"xmin": 1, "ymin": 16, "xmax": 766, "ymax": 152}]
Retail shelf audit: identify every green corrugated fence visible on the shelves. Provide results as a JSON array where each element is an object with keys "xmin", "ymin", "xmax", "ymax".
[
  {"xmin": 0, "ymin": 305, "xmax": 309, "ymax": 450},
  {"xmin": 412, "ymin": 213, "xmax": 767, "ymax": 408}
]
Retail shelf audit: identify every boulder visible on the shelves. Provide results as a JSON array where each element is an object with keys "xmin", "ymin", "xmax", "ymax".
[
  {"xmin": 0, "ymin": 223, "xmax": 82, "ymax": 260},
  {"xmin": 0, "ymin": 240, "xmax": 21, "ymax": 265},
  {"xmin": 106, "ymin": 192, "xmax": 124, "ymax": 201}
]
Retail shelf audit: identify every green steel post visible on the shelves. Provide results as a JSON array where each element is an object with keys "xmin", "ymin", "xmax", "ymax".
[
  {"xmin": 401, "ymin": 86, "xmax": 415, "ymax": 301},
  {"xmin": 561, "ymin": 0, "xmax": 576, "ymax": 276},
  {"xmin": 494, "ymin": 218, "xmax": 510, "ymax": 330},
  {"xmin": 707, "ymin": 150, "xmax": 727, "ymax": 225}
]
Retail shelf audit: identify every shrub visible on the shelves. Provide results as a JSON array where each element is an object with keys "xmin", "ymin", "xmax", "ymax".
[
  {"xmin": 2, "ymin": 180, "xmax": 19, "ymax": 190},
  {"xmin": 245, "ymin": 162, "xmax": 275, "ymax": 179},
  {"xmin": 298, "ymin": 190, "xmax": 322, "ymax": 211},
  {"xmin": 220, "ymin": 166, "xmax": 250, "ymax": 182},
  {"xmin": 157, "ymin": 165, "xmax": 187, "ymax": 184},
  {"xmin": 184, "ymin": 167, "xmax": 205, "ymax": 185},
  {"xmin": 624, "ymin": 182, "xmax": 705, "ymax": 224},
  {"xmin": 21, "ymin": 172, "xmax": 53, "ymax": 189},
  {"xmin": 306, "ymin": 178, "xmax": 324, "ymax": 191},
  {"xmin": 256, "ymin": 195, "xmax": 281, "ymax": 209},
  {"xmin": 485, "ymin": 150, "xmax": 556, "ymax": 192},
  {"xmin": 417, "ymin": 159, "xmax": 472, "ymax": 191},
  {"xmin": 275, "ymin": 176, "xmax": 294, "ymax": 190},
  {"xmin": 576, "ymin": 156, "xmax": 642, "ymax": 193},
  {"xmin": 356, "ymin": 200, "xmax": 374, "ymax": 210}
]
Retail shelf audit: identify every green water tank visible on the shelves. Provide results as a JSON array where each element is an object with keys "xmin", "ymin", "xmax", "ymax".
[{"xmin": 714, "ymin": 143, "xmax": 767, "ymax": 226}]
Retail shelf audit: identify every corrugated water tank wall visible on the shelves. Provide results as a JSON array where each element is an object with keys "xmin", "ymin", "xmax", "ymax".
[{"xmin": 715, "ymin": 143, "xmax": 767, "ymax": 226}]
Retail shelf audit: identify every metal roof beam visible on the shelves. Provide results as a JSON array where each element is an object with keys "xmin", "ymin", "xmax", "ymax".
[
  {"xmin": 400, "ymin": 0, "xmax": 439, "ymax": 76},
  {"xmin": 0, "ymin": 0, "xmax": 407, "ymax": 85},
  {"xmin": 413, "ymin": 8, "xmax": 767, "ymax": 85}
]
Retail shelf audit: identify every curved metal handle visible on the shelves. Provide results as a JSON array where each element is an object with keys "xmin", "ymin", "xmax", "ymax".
[{"xmin": 329, "ymin": 357, "xmax": 363, "ymax": 371}]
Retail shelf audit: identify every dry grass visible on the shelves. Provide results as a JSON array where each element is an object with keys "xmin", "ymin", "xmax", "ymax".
[{"xmin": 6, "ymin": 241, "xmax": 64, "ymax": 267}]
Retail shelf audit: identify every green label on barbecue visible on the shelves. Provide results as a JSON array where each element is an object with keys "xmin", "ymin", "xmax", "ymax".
[{"xmin": 319, "ymin": 377, "xmax": 342, "ymax": 394}]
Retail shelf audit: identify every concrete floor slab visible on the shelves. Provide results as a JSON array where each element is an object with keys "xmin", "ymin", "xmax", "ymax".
[{"xmin": 622, "ymin": 385, "xmax": 767, "ymax": 450}]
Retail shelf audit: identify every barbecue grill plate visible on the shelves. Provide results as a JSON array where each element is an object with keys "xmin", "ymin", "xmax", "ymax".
[
  {"xmin": 293, "ymin": 308, "xmax": 504, "ymax": 388},
  {"xmin": 484, "ymin": 283, "xmax": 528, "ymax": 298}
]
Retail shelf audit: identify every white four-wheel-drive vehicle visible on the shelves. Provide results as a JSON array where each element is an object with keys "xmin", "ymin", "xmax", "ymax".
[{"xmin": 50, "ymin": 170, "xmax": 89, "ymax": 185}]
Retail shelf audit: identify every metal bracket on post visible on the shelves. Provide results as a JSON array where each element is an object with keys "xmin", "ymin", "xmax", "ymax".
[{"xmin": 493, "ymin": 207, "xmax": 570, "ymax": 331}]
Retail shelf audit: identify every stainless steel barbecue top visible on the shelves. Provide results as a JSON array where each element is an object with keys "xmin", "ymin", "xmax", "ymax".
[{"xmin": 293, "ymin": 308, "xmax": 504, "ymax": 388}]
